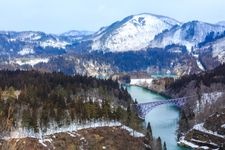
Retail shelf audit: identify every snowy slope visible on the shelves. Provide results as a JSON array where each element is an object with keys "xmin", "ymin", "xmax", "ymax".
[
  {"xmin": 217, "ymin": 21, "xmax": 225, "ymax": 26},
  {"xmin": 199, "ymin": 36, "xmax": 225, "ymax": 63},
  {"xmin": 149, "ymin": 21, "xmax": 225, "ymax": 52},
  {"xmin": 0, "ymin": 31, "xmax": 70, "ymax": 55},
  {"xmin": 90, "ymin": 13, "xmax": 180, "ymax": 52},
  {"xmin": 3, "ymin": 31, "xmax": 43, "ymax": 42},
  {"xmin": 40, "ymin": 39, "xmax": 69, "ymax": 49},
  {"xmin": 211, "ymin": 38, "xmax": 225, "ymax": 63}
]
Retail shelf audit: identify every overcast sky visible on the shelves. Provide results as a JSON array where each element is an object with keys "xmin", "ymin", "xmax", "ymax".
[{"xmin": 0, "ymin": 0, "xmax": 224, "ymax": 33}]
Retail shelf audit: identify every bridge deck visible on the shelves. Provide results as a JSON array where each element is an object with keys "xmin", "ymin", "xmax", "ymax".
[{"xmin": 134, "ymin": 96, "xmax": 195, "ymax": 119}]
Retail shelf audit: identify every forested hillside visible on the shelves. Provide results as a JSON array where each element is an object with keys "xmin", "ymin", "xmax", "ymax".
[
  {"xmin": 166, "ymin": 64, "xmax": 225, "ymax": 149},
  {"xmin": 166, "ymin": 64, "xmax": 225, "ymax": 129},
  {"xmin": 0, "ymin": 70, "xmax": 141, "ymax": 136}
]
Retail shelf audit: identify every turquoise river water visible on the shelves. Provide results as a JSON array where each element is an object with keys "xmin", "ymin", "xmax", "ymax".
[{"xmin": 126, "ymin": 85, "xmax": 188, "ymax": 150}]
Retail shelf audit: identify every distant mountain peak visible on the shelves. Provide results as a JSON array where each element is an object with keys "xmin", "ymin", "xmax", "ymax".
[
  {"xmin": 134, "ymin": 13, "xmax": 182, "ymax": 25},
  {"xmin": 90, "ymin": 13, "xmax": 180, "ymax": 52},
  {"xmin": 61, "ymin": 30, "xmax": 93, "ymax": 37},
  {"xmin": 217, "ymin": 21, "xmax": 225, "ymax": 26}
]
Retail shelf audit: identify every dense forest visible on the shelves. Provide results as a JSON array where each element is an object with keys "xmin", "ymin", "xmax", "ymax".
[
  {"xmin": 0, "ymin": 70, "xmax": 142, "ymax": 135},
  {"xmin": 88, "ymin": 46, "xmax": 191, "ymax": 72}
]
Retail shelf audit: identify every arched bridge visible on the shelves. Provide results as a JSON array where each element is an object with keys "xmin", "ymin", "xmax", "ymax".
[{"xmin": 133, "ymin": 97, "xmax": 188, "ymax": 119}]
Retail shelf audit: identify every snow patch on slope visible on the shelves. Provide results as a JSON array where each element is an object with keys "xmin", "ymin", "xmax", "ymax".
[
  {"xmin": 196, "ymin": 59, "xmax": 205, "ymax": 71},
  {"xmin": 178, "ymin": 136, "xmax": 199, "ymax": 149},
  {"xmin": 221, "ymin": 124, "xmax": 225, "ymax": 128},
  {"xmin": 18, "ymin": 48, "xmax": 35, "ymax": 55},
  {"xmin": 13, "ymin": 58, "xmax": 49, "ymax": 67},
  {"xmin": 178, "ymin": 136, "xmax": 214, "ymax": 150},
  {"xmin": 40, "ymin": 40, "xmax": 69, "ymax": 49}
]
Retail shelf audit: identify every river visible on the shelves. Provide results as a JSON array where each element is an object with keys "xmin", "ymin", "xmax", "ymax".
[{"xmin": 126, "ymin": 85, "xmax": 187, "ymax": 150}]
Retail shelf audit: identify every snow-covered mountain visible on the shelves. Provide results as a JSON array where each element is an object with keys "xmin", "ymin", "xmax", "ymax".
[
  {"xmin": 90, "ymin": 13, "xmax": 181, "ymax": 52},
  {"xmin": 0, "ymin": 31, "xmax": 70, "ymax": 56},
  {"xmin": 60, "ymin": 30, "xmax": 93, "ymax": 41},
  {"xmin": 1, "ymin": 13, "xmax": 225, "ymax": 75},
  {"xmin": 198, "ymin": 35, "xmax": 225, "ymax": 69},
  {"xmin": 61, "ymin": 30, "xmax": 93, "ymax": 37},
  {"xmin": 217, "ymin": 21, "xmax": 225, "ymax": 26},
  {"xmin": 149, "ymin": 21, "xmax": 225, "ymax": 52},
  {"xmin": 1, "ymin": 14, "xmax": 225, "ymax": 55},
  {"xmin": 208, "ymin": 37, "xmax": 225, "ymax": 63}
]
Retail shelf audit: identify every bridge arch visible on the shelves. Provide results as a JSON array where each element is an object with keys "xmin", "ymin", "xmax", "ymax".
[{"xmin": 134, "ymin": 97, "xmax": 188, "ymax": 119}]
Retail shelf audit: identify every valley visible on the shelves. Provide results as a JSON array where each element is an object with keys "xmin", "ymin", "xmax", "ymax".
[{"xmin": 0, "ymin": 11, "xmax": 225, "ymax": 150}]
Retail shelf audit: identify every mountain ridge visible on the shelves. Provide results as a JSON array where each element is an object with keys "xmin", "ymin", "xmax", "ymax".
[
  {"xmin": 0, "ymin": 13, "xmax": 225, "ymax": 76},
  {"xmin": 149, "ymin": 20, "xmax": 225, "ymax": 52}
]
